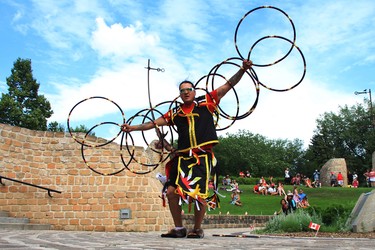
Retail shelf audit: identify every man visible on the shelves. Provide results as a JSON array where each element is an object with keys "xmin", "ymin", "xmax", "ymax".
[
  {"xmin": 122, "ymin": 59, "xmax": 253, "ymax": 238},
  {"xmin": 312, "ymin": 169, "xmax": 321, "ymax": 188},
  {"xmin": 330, "ymin": 172, "xmax": 337, "ymax": 187},
  {"xmin": 337, "ymin": 172, "xmax": 344, "ymax": 187}
]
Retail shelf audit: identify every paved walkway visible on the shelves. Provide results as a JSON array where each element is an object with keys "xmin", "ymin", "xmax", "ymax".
[{"xmin": 0, "ymin": 228, "xmax": 374, "ymax": 250}]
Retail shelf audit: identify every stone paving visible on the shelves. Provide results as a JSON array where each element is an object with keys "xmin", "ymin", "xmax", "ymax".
[{"xmin": 0, "ymin": 228, "xmax": 374, "ymax": 250}]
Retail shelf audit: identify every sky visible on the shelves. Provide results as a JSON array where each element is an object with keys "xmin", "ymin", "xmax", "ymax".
[{"xmin": 0, "ymin": 0, "xmax": 374, "ymax": 149}]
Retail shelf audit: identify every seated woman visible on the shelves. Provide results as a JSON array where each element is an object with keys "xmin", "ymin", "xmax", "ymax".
[
  {"xmin": 253, "ymin": 183, "xmax": 260, "ymax": 194},
  {"xmin": 277, "ymin": 182, "xmax": 286, "ymax": 196},
  {"xmin": 226, "ymin": 179, "xmax": 240, "ymax": 192},
  {"xmin": 292, "ymin": 186, "xmax": 301, "ymax": 208},
  {"xmin": 304, "ymin": 177, "xmax": 313, "ymax": 188},
  {"xmin": 297, "ymin": 189, "xmax": 309, "ymax": 208},
  {"xmin": 276, "ymin": 198, "xmax": 289, "ymax": 215},
  {"xmin": 286, "ymin": 191, "xmax": 297, "ymax": 213},
  {"xmin": 267, "ymin": 184, "xmax": 278, "ymax": 196},
  {"xmin": 300, "ymin": 196, "xmax": 310, "ymax": 208},
  {"xmin": 352, "ymin": 178, "xmax": 359, "ymax": 188},
  {"xmin": 222, "ymin": 175, "xmax": 231, "ymax": 186},
  {"xmin": 230, "ymin": 190, "xmax": 242, "ymax": 206}
]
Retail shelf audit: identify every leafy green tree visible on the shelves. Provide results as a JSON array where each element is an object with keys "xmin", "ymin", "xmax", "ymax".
[
  {"xmin": 69, "ymin": 124, "xmax": 95, "ymax": 135},
  {"xmin": 47, "ymin": 121, "xmax": 65, "ymax": 132},
  {"xmin": 0, "ymin": 58, "xmax": 53, "ymax": 130},
  {"xmin": 214, "ymin": 130, "xmax": 305, "ymax": 177},
  {"xmin": 305, "ymin": 102, "xmax": 375, "ymax": 180},
  {"xmin": 47, "ymin": 122, "xmax": 95, "ymax": 136}
]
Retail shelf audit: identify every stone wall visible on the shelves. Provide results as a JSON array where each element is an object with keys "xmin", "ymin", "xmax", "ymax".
[{"xmin": 0, "ymin": 123, "xmax": 173, "ymax": 232}]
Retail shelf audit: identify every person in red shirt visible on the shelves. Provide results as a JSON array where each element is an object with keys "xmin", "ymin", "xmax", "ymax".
[
  {"xmin": 337, "ymin": 172, "xmax": 344, "ymax": 187},
  {"xmin": 369, "ymin": 169, "xmax": 375, "ymax": 187},
  {"xmin": 352, "ymin": 178, "xmax": 359, "ymax": 188},
  {"xmin": 253, "ymin": 183, "xmax": 260, "ymax": 194},
  {"xmin": 122, "ymin": 60, "xmax": 253, "ymax": 238}
]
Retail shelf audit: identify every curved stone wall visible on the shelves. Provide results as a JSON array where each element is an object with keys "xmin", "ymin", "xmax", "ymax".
[{"xmin": 0, "ymin": 123, "xmax": 173, "ymax": 232}]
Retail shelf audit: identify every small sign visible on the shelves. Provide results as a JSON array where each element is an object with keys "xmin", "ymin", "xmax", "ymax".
[{"xmin": 120, "ymin": 209, "xmax": 131, "ymax": 219}]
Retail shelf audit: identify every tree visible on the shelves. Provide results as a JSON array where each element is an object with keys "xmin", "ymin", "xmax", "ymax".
[
  {"xmin": 47, "ymin": 121, "xmax": 65, "ymax": 132},
  {"xmin": 47, "ymin": 122, "xmax": 95, "ymax": 136},
  {"xmin": 70, "ymin": 124, "xmax": 95, "ymax": 135},
  {"xmin": 0, "ymin": 58, "xmax": 53, "ymax": 130},
  {"xmin": 305, "ymin": 102, "xmax": 375, "ymax": 181},
  {"xmin": 214, "ymin": 130, "xmax": 305, "ymax": 177}
]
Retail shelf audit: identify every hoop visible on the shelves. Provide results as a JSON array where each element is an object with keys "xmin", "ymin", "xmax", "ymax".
[
  {"xmin": 234, "ymin": 6, "xmax": 296, "ymax": 67},
  {"xmin": 67, "ymin": 96, "xmax": 125, "ymax": 147}
]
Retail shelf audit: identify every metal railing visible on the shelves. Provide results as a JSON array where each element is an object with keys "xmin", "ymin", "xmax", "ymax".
[{"xmin": 0, "ymin": 175, "xmax": 61, "ymax": 197}]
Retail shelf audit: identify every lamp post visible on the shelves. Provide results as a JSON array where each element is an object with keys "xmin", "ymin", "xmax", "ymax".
[{"xmin": 354, "ymin": 89, "xmax": 373, "ymax": 127}]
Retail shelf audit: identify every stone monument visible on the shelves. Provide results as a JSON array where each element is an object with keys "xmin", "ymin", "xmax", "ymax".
[{"xmin": 320, "ymin": 158, "xmax": 347, "ymax": 187}]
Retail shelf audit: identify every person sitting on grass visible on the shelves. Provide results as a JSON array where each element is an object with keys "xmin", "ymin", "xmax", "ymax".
[
  {"xmin": 253, "ymin": 183, "xmax": 260, "ymax": 194},
  {"xmin": 297, "ymin": 189, "xmax": 309, "ymax": 208},
  {"xmin": 303, "ymin": 177, "xmax": 313, "ymax": 188},
  {"xmin": 222, "ymin": 175, "xmax": 231, "ymax": 186},
  {"xmin": 330, "ymin": 172, "xmax": 337, "ymax": 187},
  {"xmin": 276, "ymin": 198, "xmax": 289, "ymax": 215},
  {"xmin": 300, "ymin": 195, "xmax": 310, "ymax": 208},
  {"xmin": 258, "ymin": 180, "xmax": 268, "ymax": 195},
  {"xmin": 267, "ymin": 184, "xmax": 278, "ymax": 196},
  {"xmin": 286, "ymin": 191, "xmax": 297, "ymax": 213},
  {"xmin": 352, "ymin": 178, "xmax": 359, "ymax": 188},
  {"xmin": 226, "ymin": 179, "xmax": 240, "ymax": 192},
  {"xmin": 230, "ymin": 190, "xmax": 242, "ymax": 206},
  {"xmin": 277, "ymin": 182, "xmax": 286, "ymax": 196}
]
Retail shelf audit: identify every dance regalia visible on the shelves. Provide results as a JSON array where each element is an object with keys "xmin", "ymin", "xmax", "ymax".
[{"xmin": 163, "ymin": 90, "xmax": 220, "ymax": 209}]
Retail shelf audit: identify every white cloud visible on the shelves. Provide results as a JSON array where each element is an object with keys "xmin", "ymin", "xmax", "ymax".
[
  {"xmin": 90, "ymin": 18, "xmax": 160, "ymax": 59},
  {"xmin": 295, "ymin": 0, "xmax": 375, "ymax": 55}
]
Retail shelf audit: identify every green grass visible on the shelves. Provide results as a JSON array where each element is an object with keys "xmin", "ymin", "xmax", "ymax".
[{"xmin": 182, "ymin": 185, "xmax": 373, "ymax": 215}]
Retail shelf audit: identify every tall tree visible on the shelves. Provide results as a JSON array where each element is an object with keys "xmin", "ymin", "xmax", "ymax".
[
  {"xmin": 0, "ymin": 58, "xmax": 53, "ymax": 130},
  {"xmin": 305, "ymin": 102, "xmax": 375, "ymax": 180}
]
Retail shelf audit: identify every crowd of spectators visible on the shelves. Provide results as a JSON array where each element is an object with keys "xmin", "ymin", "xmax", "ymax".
[
  {"xmin": 276, "ymin": 187, "xmax": 310, "ymax": 215},
  {"xmin": 253, "ymin": 177, "xmax": 286, "ymax": 196},
  {"xmin": 221, "ymin": 167, "xmax": 374, "ymax": 214}
]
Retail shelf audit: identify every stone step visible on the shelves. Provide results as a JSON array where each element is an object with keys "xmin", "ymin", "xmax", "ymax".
[
  {"xmin": 0, "ymin": 223, "xmax": 51, "ymax": 230},
  {"xmin": 0, "ymin": 211, "xmax": 9, "ymax": 217},
  {"xmin": 0, "ymin": 217, "xmax": 30, "ymax": 223},
  {"xmin": 0, "ymin": 211, "xmax": 51, "ymax": 230}
]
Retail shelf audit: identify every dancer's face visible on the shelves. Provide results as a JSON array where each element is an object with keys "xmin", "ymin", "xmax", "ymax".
[{"xmin": 179, "ymin": 82, "xmax": 195, "ymax": 104}]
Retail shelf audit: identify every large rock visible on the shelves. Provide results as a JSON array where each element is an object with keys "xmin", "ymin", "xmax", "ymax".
[
  {"xmin": 349, "ymin": 189, "xmax": 375, "ymax": 232},
  {"xmin": 320, "ymin": 158, "xmax": 347, "ymax": 187}
]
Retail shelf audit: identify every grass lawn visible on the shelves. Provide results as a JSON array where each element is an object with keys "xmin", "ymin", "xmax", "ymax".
[{"xmin": 183, "ymin": 185, "xmax": 374, "ymax": 215}]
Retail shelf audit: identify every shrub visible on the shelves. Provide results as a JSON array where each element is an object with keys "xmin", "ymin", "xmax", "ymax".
[
  {"xmin": 321, "ymin": 204, "xmax": 351, "ymax": 232},
  {"xmin": 263, "ymin": 209, "xmax": 322, "ymax": 233},
  {"xmin": 321, "ymin": 205, "xmax": 345, "ymax": 225}
]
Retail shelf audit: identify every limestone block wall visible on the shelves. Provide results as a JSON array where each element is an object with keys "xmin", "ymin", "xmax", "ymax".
[{"xmin": 0, "ymin": 123, "xmax": 173, "ymax": 232}]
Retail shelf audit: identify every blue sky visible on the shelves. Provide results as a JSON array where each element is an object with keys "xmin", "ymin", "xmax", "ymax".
[{"xmin": 1, "ymin": 0, "xmax": 374, "ymax": 148}]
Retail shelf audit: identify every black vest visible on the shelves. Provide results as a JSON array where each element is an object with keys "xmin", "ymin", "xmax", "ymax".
[{"xmin": 171, "ymin": 96, "xmax": 219, "ymax": 151}]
